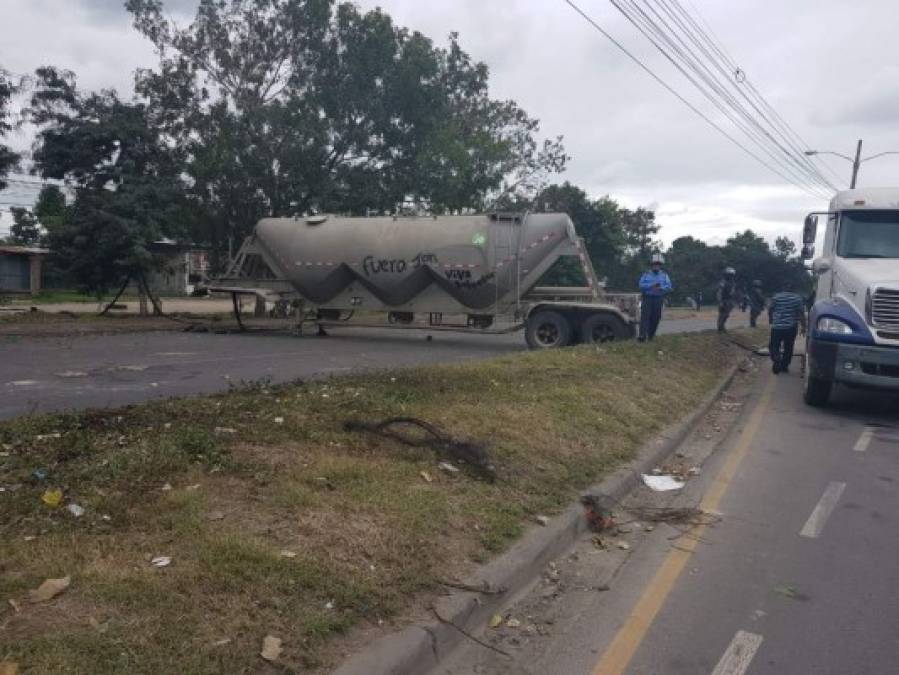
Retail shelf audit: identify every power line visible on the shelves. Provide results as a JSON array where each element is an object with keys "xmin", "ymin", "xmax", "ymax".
[
  {"xmin": 611, "ymin": 0, "xmax": 833, "ymax": 197},
  {"xmin": 648, "ymin": 0, "xmax": 836, "ymax": 192},
  {"xmin": 667, "ymin": 0, "xmax": 845, "ymax": 187},
  {"xmin": 560, "ymin": 0, "xmax": 828, "ymax": 200}
]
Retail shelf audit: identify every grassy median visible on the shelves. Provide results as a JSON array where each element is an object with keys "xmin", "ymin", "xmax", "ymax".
[{"xmin": 0, "ymin": 332, "xmax": 741, "ymax": 673}]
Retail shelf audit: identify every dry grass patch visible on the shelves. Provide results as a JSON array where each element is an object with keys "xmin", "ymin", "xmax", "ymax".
[{"xmin": 0, "ymin": 332, "xmax": 746, "ymax": 673}]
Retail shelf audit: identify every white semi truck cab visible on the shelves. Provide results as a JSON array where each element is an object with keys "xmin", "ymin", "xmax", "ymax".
[{"xmin": 801, "ymin": 188, "xmax": 899, "ymax": 406}]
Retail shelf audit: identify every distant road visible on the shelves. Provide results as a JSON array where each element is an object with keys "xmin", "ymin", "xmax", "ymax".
[{"xmin": 0, "ymin": 312, "xmax": 749, "ymax": 420}]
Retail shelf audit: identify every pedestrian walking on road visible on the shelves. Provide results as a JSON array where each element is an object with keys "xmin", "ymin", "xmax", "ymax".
[
  {"xmin": 768, "ymin": 282, "xmax": 807, "ymax": 374},
  {"xmin": 745, "ymin": 279, "xmax": 767, "ymax": 328},
  {"xmin": 637, "ymin": 253, "xmax": 673, "ymax": 342},
  {"xmin": 716, "ymin": 267, "xmax": 737, "ymax": 333}
]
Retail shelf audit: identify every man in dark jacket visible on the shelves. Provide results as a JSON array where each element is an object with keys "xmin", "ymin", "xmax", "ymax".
[{"xmin": 716, "ymin": 267, "xmax": 737, "ymax": 333}]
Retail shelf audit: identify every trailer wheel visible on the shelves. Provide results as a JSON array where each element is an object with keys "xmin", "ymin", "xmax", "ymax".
[
  {"xmin": 525, "ymin": 311, "xmax": 573, "ymax": 349},
  {"xmin": 580, "ymin": 313, "xmax": 630, "ymax": 344},
  {"xmin": 803, "ymin": 374, "xmax": 831, "ymax": 407}
]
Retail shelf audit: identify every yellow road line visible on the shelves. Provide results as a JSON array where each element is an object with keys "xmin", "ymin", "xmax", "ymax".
[{"xmin": 592, "ymin": 374, "xmax": 776, "ymax": 675}]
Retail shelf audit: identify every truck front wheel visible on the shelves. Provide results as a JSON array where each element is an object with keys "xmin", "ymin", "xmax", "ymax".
[
  {"xmin": 803, "ymin": 372, "xmax": 832, "ymax": 407},
  {"xmin": 580, "ymin": 313, "xmax": 630, "ymax": 344},
  {"xmin": 525, "ymin": 311, "xmax": 573, "ymax": 349}
]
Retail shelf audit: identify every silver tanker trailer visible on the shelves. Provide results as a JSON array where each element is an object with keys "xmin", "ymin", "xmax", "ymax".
[{"xmin": 210, "ymin": 212, "xmax": 639, "ymax": 348}]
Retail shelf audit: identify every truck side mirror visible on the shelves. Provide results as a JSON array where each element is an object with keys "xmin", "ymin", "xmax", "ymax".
[
  {"xmin": 801, "ymin": 244, "xmax": 815, "ymax": 260},
  {"xmin": 802, "ymin": 214, "xmax": 818, "ymax": 244}
]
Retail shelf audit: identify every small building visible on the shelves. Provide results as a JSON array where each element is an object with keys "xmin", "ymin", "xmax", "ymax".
[{"xmin": 0, "ymin": 245, "xmax": 49, "ymax": 295}]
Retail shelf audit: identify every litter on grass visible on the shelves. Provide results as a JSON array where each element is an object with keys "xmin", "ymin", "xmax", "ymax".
[
  {"xmin": 581, "ymin": 494, "xmax": 616, "ymax": 532},
  {"xmin": 66, "ymin": 503, "xmax": 85, "ymax": 517},
  {"xmin": 41, "ymin": 489, "xmax": 63, "ymax": 507},
  {"xmin": 29, "ymin": 576, "xmax": 70, "ymax": 603},
  {"xmin": 438, "ymin": 461, "xmax": 460, "ymax": 474},
  {"xmin": 260, "ymin": 635, "xmax": 283, "ymax": 662},
  {"xmin": 641, "ymin": 474, "xmax": 685, "ymax": 491}
]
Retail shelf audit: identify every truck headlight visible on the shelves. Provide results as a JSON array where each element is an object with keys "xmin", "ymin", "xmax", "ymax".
[{"xmin": 817, "ymin": 317, "xmax": 854, "ymax": 334}]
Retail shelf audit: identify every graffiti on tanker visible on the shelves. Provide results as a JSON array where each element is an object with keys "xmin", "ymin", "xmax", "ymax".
[
  {"xmin": 363, "ymin": 257, "xmax": 406, "ymax": 275},
  {"xmin": 412, "ymin": 253, "xmax": 438, "ymax": 267},
  {"xmin": 444, "ymin": 269, "xmax": 472, "ymax": 281},
  {"xmin": 445, "ymin": 271, "xmax": 496, "ymax": 290},
  {"xmin": 362, "ymin": 252, "xmax": 439, "ymax": 277}
]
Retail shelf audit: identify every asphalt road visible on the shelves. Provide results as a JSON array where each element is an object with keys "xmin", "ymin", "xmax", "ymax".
[
  {"xmin": 0, "ymin": 313, "xmax": 746, "ymax": 420},
  {"xmin": 621, "ymin": 376, "xmax": 899, "ymax": 675},
  {"xmin": 432, "ymin": 360, "xmax": 899, "ymax": 675}
]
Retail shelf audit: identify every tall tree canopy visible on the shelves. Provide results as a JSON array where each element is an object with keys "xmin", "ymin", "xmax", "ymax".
[
  {"xmin": 33, "ymin": 185, "xmax": 67, "ymax": 234},
  {"xmin": 28, "ymin": 67, "xmax": 190, "ymax": 296},
  {"xmin": 664, "ymin": 231, "xmax": 809, "ymax": 303},
  {"xmin": 0, "ymin": 69, "xmax": 20, "ymax": 190},
  {"xmin": 9, "ymin": 207, "xmax": 40, "ymax": 246},
  {"xmin": 774, "ymin": 236, "xmax": 797, "ymax": 259},
  {"xmin": 126, "ymin": 0, "xmax": 567, "ymax": 261}
]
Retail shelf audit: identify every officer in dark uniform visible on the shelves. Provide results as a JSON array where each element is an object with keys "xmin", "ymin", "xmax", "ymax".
[{"xmin": 717, "ymin": 267, "xmax": 737, "ymax": 333}]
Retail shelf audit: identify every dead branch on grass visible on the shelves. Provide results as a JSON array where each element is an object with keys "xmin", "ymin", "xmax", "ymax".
[
  {"xmin": 430, "ymin": 607, "xmax": 512, "ymax": 659},
  {"xmin": 344, "ymin": 417, "xmax": 497, "ymax": 481}
]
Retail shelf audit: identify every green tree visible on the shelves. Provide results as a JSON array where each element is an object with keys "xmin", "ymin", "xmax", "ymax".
[
  {"xmin": 28, "ymin": 67, "xmax": 189, "ymax": 299},
  {"xmin": 722, "ymin": 229, "xmax": 775, "ymax": 294},
  {"xmin": 620, "ymin": 208, "xmax": 660, "ymax": 258},
  {"xmin": 33, "ymin": 185, "xmax": 67, "ymax": 234},
  {"xmin": 665, "ymin": 236, "xmax": 724, "ymax": 304},
  {"xmin": 9, "ymin": 207, "xmax": 40, "ymax": 246},
  {"xmin": 126, "ymin": 0, "xmax": 566, "ymax": 263},
  {"xmin": 529, "ymin": 183, "xmax": 626, "ymax": 284},
  {"xmin": 606, "ymin": 207, "xmax": 661, "ymax": 291},
  {"xmin": 725, "ymin": 229, "xmax": 769, "ymax": 255},
  {"xmin": 774, "ymin": 236, "xmax": 797, "ymax": 259},
  {"xmin": 0, "ymin": 69, "xmax": 20, "ymax": 189}
]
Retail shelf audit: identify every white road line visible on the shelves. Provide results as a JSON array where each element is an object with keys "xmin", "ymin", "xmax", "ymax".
[
  {"xmin": 854, "ymin": 427, "xmax": 875, "ymax": 453},
  {"xmin": 711, "ymin": 630, "xmax": 764, "ymax": 675},
  {"xmin": 800, "ymin": 481, "xmax": 846, "ymax": 538}
]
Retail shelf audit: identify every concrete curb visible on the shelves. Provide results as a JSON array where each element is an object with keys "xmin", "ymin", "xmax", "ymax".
[{"xmin": 333, "ymin": 362, "xmax": 743, "ymax": 675}]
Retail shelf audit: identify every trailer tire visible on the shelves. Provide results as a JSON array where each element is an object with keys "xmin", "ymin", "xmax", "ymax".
[
  {"xmin": 580, "ymin": 313, "xmax": 630, "ymax": 344},
  {"xmin": 803, "ymin": 374, "xmax": 831, "ymax": 407},
  {"xmin": 525, "ymin": 311, "xmax": 573, "ymax": 349}
]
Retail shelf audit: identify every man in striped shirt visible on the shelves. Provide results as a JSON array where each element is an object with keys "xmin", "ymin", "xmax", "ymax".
[{"xmin": 767, "ymin": 282, "xmax": 807, "ymax": 374}]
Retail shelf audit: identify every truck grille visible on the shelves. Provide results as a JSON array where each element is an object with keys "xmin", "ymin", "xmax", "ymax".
[
  {"xmin": 872, "ymin": 288, "xmax": 899, "ymax": 327},
  {"xmin": 861, "ymin": 362, "xmax": 899, "ymax": 378}
]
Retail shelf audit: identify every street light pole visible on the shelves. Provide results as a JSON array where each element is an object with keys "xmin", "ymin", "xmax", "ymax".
[
  {"xmin": 850, "ymin": 139, "xmax": 863, "ymax": 189},
  {"xmin": 806, "ymin": 142, "xmax": 899, "ymax": 189}
]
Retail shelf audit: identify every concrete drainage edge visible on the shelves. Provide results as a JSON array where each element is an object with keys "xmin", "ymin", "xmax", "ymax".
[{"xmin": 333, "ymin": 362, "xmax": 743, "ymax": 675}]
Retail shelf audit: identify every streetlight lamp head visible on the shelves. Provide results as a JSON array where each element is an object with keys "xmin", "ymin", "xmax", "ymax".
[{"xmin": 804, "ymin": 150, "xmax": 817, "ymax": 156}]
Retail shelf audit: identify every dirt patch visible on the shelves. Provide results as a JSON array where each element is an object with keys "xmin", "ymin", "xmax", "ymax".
[{"xmin": 0, "ymin": 332, "xmax": 749, "ymax": 673}]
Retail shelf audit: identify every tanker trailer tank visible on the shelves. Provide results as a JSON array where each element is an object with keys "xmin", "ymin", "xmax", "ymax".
[{"xmin": 213, "ymin": 212, "xmax": 638, "ymax": 349}]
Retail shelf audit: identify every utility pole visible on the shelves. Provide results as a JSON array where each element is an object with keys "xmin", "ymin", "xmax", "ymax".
[{"xmin": 850, "ymin": 139, "xmax": 863, "ymax": 189}]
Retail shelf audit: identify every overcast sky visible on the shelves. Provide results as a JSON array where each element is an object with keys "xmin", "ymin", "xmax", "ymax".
[{"xmin": 3, "ymin": 0, "xmax": 899, "ymax": 246}]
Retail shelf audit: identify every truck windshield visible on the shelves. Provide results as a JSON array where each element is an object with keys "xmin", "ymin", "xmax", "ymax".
[{"xmin": 837, "ymin": 210, "xmax": 899, "ymax": 258}]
